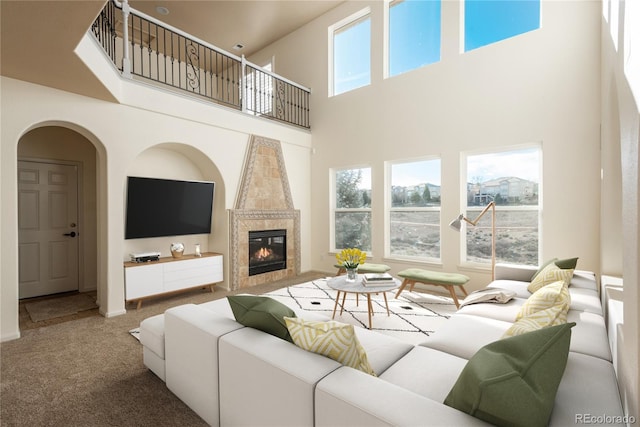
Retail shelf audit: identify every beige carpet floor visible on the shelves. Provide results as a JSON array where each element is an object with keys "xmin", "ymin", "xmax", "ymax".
[{"xmin": 1, "ymin": 271, "xmax": 328, "ymax": 426}]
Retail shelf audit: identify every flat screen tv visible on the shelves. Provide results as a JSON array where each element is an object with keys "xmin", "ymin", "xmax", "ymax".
[{"xmin": 125, "ymin": 176, "xmax": 215, "ymax": 239}]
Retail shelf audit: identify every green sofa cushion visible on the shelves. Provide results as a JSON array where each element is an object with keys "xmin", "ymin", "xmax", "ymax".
[
  {"xmin": 397, "ymin": 268, "xmax": 470, "ymax": 286},
  {"xmin": 227, "ymin": 295, "xmax": 296, "ymax": 343},
  {"xmin": 444, "ymin": 322, "xmax": 575, "ymax": 427}
]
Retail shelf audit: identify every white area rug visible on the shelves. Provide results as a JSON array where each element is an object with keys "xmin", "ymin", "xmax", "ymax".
[{"xmin": 265, "ymin": 279, "xmax": 458, "ymax": 345}]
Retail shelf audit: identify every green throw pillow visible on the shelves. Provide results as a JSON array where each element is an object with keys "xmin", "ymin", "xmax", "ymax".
[
  {"xmin": 555, "ymin": 257, "xmax": 579, "ymax": 270},
  {"xmin": 531, "ymin": 257, "xmax": 578, "ymax": 281},
  {"xmin": 444, "ymin": 322, "xmax": 575, "ymax": 427},
  {"xmin": 227, "ymin": 295, "xmax": 296, "ymax": 343}
]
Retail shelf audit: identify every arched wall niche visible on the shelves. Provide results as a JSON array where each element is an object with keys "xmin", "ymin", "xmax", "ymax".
[{"xmin": 124, "ymin": 143, "xmax": 229, "ymax": 289}]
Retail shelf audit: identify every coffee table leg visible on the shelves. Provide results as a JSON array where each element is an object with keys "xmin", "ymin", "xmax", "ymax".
[
  {"xmin": 332, "ymin": 291, "xmax": 341, "ymax": 319},
  {"xmin": 383, "ymin": 292, "xmax": 391, "ymax": 316},
  {"xmin": 340, "ymin": 292, "xmax": 347, "ymax": 315},
  {"xmin": 366, "ymin": 294, "xmax": 373, "ymax": 329}
]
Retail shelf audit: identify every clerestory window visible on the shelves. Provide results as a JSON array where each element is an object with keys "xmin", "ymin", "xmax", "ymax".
[{"xmin": 329, "ymin": 8, "xmax": 371, "ymax": 96}]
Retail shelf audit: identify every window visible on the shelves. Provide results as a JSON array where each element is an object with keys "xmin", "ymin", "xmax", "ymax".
[
  {"xmin": 330, "ymin": 9, "xmax": 371, "ymax": 96},
  {"xmin": 462, "ymin": 146, "xmax": 540, "ymax": 266},
  {"xmin": 387, "ymin": 0, "xmax": 441, "ymax": 77},
  {"xmin": 332, "ymin": 167, "xmax": 372, "ymax": 252},
  {"xmin": 464, "ymin": 0, "xmax": 540, "ymax": 52},
  {"xmin": 387, "ymin": 158, "xmax": 441, "ymax": 260}
]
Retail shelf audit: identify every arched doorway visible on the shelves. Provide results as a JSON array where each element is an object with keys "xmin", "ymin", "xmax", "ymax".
[{"xmin": 17, "ymin": 126, "xmax": 99, "ymax": 302}]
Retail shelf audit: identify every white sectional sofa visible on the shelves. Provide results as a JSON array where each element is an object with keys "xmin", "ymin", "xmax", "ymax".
[{"xmin": 139, "ymin": 264, "xmax": 624, "ymax": 426}]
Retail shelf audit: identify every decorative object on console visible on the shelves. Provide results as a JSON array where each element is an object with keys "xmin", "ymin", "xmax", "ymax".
[
  {"xmin": 335, "ymin": 248, "xmax": 367, "ymax": 282},
  {"xmin": 170, "ymin": 242, "xmax": 184, "ymax": 258},
  {"xmin": 449, "ymin": 201, "xmax": 496, "ymax": 280},
  {"xmin": 194, "ymin": 243, "xmax": 201, "ymax": 257},
  {"xmin": 445, "ymin": 322, "xmax": 575, "ymax": 427}
]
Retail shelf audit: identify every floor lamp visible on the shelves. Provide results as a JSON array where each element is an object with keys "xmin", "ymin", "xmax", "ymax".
[{"xmin": 449, "ymin": 201, "xmax": 496, "ymax": 280}]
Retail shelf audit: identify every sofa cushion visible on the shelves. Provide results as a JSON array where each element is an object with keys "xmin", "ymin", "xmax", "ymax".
[
  {"xmin": 531, "ymin": 257, "xmax": 579, "ymax": 281},
  {"xmin": 284, "ymin": 317, "xmax": 376, "ymax": 376},
  {"xmin": 379, "ymin": 346, "xmax": 468, "ymax": 402},
  {"xmin": 516, "ymin": 281, "xmax": 570, "ymax": 322},
  {"xmin": 227, "ymin": 295, "xmax": 296, "ymax": 342},
  {"xmin": 444, "ymin": 322, "xmax": 575, "ymax": 427},
  {"xmin": 527, "ymin": 263, "xmax": 574, "ymax": 293}
]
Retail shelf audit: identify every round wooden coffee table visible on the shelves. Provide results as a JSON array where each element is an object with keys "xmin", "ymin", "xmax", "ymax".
[{"xmin": 327, "ymin": 275, "xmax": 401, "ymax": 329}]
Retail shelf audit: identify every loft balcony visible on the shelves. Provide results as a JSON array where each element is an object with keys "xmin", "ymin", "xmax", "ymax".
[{"xmin": 91, "ymin": 0, "xmax": 310, "ymax": 129}]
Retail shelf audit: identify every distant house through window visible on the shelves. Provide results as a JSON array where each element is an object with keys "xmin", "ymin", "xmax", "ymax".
[
  {"xmin": 387, "ymin": 158, "xmax": 442, "ymax": 261},
  {"xmin": 387, "ymin": 0, "xmax": 441, "ymax": 77},
  {"xmin": 462, "ymin": 146, "xmax": 541, "ymax": 267},
  {"xmin": 464, "ymin": 0, "xmax": 541, "ymax": 52},
  {"xmin": 329, "ymin": 8, "xmax": 371, "ymax": 96}
]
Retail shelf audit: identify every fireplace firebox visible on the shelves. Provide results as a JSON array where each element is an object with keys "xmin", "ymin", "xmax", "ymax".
[{"xmin": 248, "ymin": 229, "xmax": 287, "ymax": 276}]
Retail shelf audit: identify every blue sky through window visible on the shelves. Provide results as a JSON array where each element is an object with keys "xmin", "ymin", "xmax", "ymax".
[
  {"xmin": 389, "ymin": 0, "xmax": 441, "ymax": 76},
  {"xmin": 464, "ymin": 0, "xmax": 540, "ymax": 52},
  {"xmin": 334, "ymin": 15, "xmax": 371, "ymax": 95}
]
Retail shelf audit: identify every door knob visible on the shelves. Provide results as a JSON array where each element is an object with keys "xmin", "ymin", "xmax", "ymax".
[{"xmin": 63, "ymin": 231, "xmax": 77, "ymax": 237}]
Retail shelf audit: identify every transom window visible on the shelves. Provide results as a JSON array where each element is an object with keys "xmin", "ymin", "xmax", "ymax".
[
  {"xmin": 332, "ymin": 167, "xmax": 372, "ymax": 252},
  {"xmin": 464, "ymin": 0, "xmax": 540, "ymax": 52},
  {"xmin": 387, "ymin": 0, "xmax": 441, "ymax": 77},
  {"xmin": 461, "ymin": 146, "xmax": 541, "ymax": 267},
  {"xmin": 387, "ymin": 158, "xmax": 441, "ymax": 260},
  {"xmin": 329, "ymin": 8, "xmax": 371, "ymax": 96}
]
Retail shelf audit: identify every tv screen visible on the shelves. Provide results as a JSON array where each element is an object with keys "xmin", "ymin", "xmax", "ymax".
[{"xmin": 125, "ymin": 177, "xmax": 214, "ymax": 239}]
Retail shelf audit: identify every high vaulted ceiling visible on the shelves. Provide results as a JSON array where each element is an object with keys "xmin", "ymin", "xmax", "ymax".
[{"xmin": 0, "ymin": 0, "xmax": 341, "ymax": 101}]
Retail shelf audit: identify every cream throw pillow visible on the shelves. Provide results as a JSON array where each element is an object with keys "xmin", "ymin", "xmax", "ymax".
[
  {"xmin": 284, "ymin": 317, "xmax": 376, "ymax": 376},
  {"xmin": 527, "ymin": 263, "xmax": 574, "ymax": 293},
  {"xmin": 504, "ymin": 281, "xmax": 571, "ymax": 338}
]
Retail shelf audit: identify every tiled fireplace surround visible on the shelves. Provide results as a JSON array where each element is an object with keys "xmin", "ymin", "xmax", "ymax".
[{"xmin": 229, "ymin": 136, "xmax": 300, "ymax": 290}]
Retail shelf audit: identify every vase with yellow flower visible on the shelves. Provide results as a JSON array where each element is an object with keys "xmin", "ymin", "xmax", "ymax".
[{"xmin": 336, "ymin": 248, "xmax": 367, "ymax": 282}]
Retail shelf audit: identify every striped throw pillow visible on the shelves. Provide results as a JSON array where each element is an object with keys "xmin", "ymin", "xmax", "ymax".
[
  {"xmin": 527, "ymin": 263, "xmax": 574, "ymax": 293},
  {"xmin": 284, "ymin": 317, "xmax": 376, "ymax": 376}
]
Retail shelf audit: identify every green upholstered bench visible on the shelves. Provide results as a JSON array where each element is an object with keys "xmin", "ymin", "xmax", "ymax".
[
  {"xmin": 334, "ymin": 263, "xmax": 391, "ymax": 276},
  {"xmin": 395, "ymin": 268, "xmax": 470, "ymax": 308}
]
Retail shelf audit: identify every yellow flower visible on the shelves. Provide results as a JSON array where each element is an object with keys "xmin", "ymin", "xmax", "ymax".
[{"xmin": 336, "ymin": 248, "xmax": 366, "ymax": 269}]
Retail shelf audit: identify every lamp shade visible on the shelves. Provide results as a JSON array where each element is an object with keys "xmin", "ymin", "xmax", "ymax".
[{"xmin": 449, "ymin": 214, "xmax": 464, "ymax": 231}]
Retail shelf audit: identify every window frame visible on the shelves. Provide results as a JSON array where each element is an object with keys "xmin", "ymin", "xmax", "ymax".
[
  {"xmin": 458, "ymin": 144, "xmax": 542, "ymax": 270},
  {"xmin": 385, "ymin": 156, "xmax": 442, "ymax": 263},
  {"xmin": 330, "ymin": 165, "xmax": 373, "ymax": 255},
  {"xmin": 328, "ymin": 7, "xmax": 372, "ymax": 97}
]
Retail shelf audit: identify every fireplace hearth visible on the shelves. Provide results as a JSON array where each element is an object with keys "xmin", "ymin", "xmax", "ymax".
[{"xmin": 248, "ymin": 229, "xmax": 287, "ymax": 276}]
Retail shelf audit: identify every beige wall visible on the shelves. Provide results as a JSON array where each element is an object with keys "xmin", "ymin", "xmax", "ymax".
[
  {"xmin": 0, "ymin": 75, "xmax": 313, "ymax": 341},
  {"xmin": 260, "ymin": 1, "xmax": 603, "ymax": 290},
  {"xmin": 601, "ymin": 0, "xmax": 640, "ymax": 416}
]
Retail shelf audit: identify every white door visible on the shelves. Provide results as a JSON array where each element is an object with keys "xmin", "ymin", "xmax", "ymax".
[{"xmin": 18, "ymin": 161, "xmax": 79, "ymax": 299}]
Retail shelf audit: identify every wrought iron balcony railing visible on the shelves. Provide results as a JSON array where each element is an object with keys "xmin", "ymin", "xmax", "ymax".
[{"xmin": 91, "ymin": 0, "xmax": 310, "ymax": 129}]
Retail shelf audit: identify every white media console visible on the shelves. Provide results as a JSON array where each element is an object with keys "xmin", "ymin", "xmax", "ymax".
[{"xmin": 124, "ymin": 252, "xmax": 223, "ymax": 309}]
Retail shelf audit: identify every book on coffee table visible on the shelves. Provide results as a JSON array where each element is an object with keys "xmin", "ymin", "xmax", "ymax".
[{"xmin": 362, "ymin": 273, "xmax": 395, "ymax": 286}]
